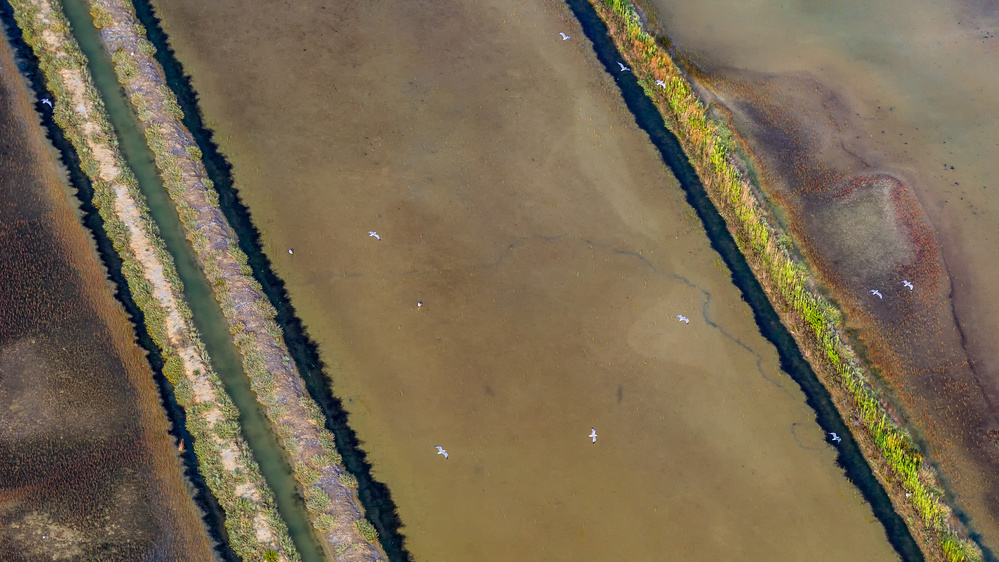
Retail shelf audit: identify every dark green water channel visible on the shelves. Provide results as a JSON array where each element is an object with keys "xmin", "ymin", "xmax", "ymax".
[{"xmin": 59, "ymin": 0, "xmax": 326, "ymax": 559}]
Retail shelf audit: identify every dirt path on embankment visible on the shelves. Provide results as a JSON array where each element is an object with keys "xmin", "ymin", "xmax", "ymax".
[
  {"xmin": 88, "ymin": 0, "xmax": 386, "ymax": 558},
  {"xmin": 9, "ymin": 0, "xmax": 296, "ymax": 559}
]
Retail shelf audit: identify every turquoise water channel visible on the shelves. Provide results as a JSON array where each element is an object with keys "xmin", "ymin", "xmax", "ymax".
[{"xmin": 59, "ymin": 0, "xmax": 326, "ymax": 559}]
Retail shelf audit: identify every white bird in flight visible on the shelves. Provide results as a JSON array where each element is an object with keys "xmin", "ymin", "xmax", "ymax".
[
  {"xmin": 902, "ymin": 280, "xmax": 913, "ymax": 290},
  {"xmin": 436, "ymin": 446, "xmax": 448, "ymax": 459},
  {"xmin": 589, "ymin": 428, "xmax": 598, "ymax": 443},
  {"xmin": 829, "ymin": 432, "xmax": 842, "ymax": 443},
  {"xmin": 617, "ymin": 61, "xmax": 630, "ymax": 72},
  {"xmin": 869, "ymin": 289, "xmax": 883, "ymax": 299},
  {"xmin": 676, "ymin": 314, "xmax": 689, "ymax": 324},
  {"xmin": 656, "ymin": 79, "xmax": 666, "ymax": 88},
  {"xmin": 368, "ymin": 231, "xmax": 381, "ymax": 240},
  {"xmin": 40, "ymin": 98, "xmax": 52, "ymax": 107},
  {"xmin": 559, "ymin": 32, "xmax": 571, "ymax": 41}
]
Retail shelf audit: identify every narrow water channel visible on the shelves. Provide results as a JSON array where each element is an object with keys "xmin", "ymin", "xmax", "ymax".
[
  {"xmin": 58, "ymin": 1, "xmax": 326, "ymax": 559},
  {"xmin": 563, "ymin": 0, "xmax": 924, "ymax": 559}
]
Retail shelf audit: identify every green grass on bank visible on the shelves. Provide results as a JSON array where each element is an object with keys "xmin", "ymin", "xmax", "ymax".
[{"xmin": 591, "ymin": 1, "xmax": 981, "ymax": 560}]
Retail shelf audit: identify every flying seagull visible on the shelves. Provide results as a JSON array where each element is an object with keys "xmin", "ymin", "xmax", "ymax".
[
  {"xmin": 589, "ymin": 428, "xmax": 597, "ymax": 443},
  {"xmin": 869, "ymin": 289, "xmax": 883, "ymax": 299},
  {"xmin": 368, "ymin": 231, "xmax": 381, "ymax": 240},
  {"xmin": 40, "ymin": 98, "xmax": 52, "ymax": 107},
  {"xmin": 829, "ymin": 432, "xmax": 842, "ymax": 443},
  {"xmin": 656, "ymin": 79, "xmax": 666, "ymax": 88},
  {"xmin": 675, "ymin": 314, "xmax": 689, "ymax": 324},
  {"xmin": 902, "ymin": 280, "xmax": 913, "ymax": 290},
  {"xmin": 617, "ymin": 61, "xmax": 630, "ymax": 72},
  {"xmin": 559, "ymin": 32, "xmax": 571, "ymax": 41},
  {"xmin": 436, "ymin": 446, "xmax": 448, "ymax": 459}
]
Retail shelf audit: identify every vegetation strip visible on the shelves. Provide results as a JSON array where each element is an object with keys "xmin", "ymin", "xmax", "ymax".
[
  {"xmin": 0, "ymin": 3, "xmax": 237, "ymax": 556},
  {"xmin": 87, "ymin": 0, "xmax": 388, "ymax": 559},
  {"xmin": 586, "ymin": 0, "xmax": 981, "ymax": 560},
  {"xmin": 7, "ymin": 0, "xmax": 298, "ymax": 559}
]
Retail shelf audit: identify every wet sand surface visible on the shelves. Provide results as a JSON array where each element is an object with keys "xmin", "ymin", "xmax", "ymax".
[
  {"xmin": 0, "ymin": 28, "xmax": 214, "ymax": 560},
  {"xmin": 149, "ymin": 0, "xmax": 900, "ymax": 559},
  {"xmin": 646, "ymin": 0, "xmax": 999, "ymax": 551}
]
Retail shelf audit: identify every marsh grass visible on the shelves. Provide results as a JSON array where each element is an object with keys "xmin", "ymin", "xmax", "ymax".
[
  {"xmin": 355, "ymin": 520, "xmax": 378, "ymax": 544},
  {"xmin": 592, "ymin": 1, "xmax": 982, "ymax": 560}
]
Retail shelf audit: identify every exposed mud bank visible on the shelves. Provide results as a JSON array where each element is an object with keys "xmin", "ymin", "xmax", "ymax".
[
  {"xmin": 688, "ymin": 52, "xmax": 999, "ymax": 558},
  {"xmin": 7, "ymin": 0, "xmax": 297, "ymax": 558},
  {"xmin": 0, "ymin": 8, "xmax": 221, "ymax": 559},
  {"xmin": 586, "ymin": 0, "xmax": 982, "ymax": 559},
  {"xmin": 86, "ymin": 0, "xmax": 388, "ymax": 559},
  {"xmin": 709, "ymin": 71, "xmax": 999, "ymax": 559}
]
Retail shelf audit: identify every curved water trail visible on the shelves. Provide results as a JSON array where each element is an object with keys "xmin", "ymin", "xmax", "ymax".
[
  {"xmin": 301, "ymin": 233, "xmax": 788, "ymax": 390},
  {"xmin": 564, "ymin": 0, "xmax": 923, "ymax": 559},
  {"xmin": 92, "ymin": 0, "xmax": 921, "ymax": 559}
]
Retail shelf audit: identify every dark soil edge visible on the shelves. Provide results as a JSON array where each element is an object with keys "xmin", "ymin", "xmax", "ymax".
[
  {"xmin": 128, "ymin": 2, "xmax": 411, "ymax": 560},
  {"xmin": 0, "ymin": 2, "xmax": 236, "ymax": 560}
]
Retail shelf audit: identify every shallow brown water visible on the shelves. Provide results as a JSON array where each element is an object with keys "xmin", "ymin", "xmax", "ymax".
[
  {"xmin": 646, "ymin": 0, "xmax": 999, "ymax": 550},
  {"xmin": 150, "ymin": 0, "xmax": 900, "ymax": 559},
  {"xmin": 0, "ymin": 30, "xmax": 213, "ymax": 560}
]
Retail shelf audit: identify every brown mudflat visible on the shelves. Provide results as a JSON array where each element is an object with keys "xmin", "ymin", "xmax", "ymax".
[
  {"xmin": 149, "ymin": 0, "xmax": 899, "ymax": 559},
  {"xmin": 0, "ymin": 29, "xmax": 214, "ymax": 560},
  {"xmin": 647, "ymin": 0, "xmax": 999, "ymax": 551}
]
